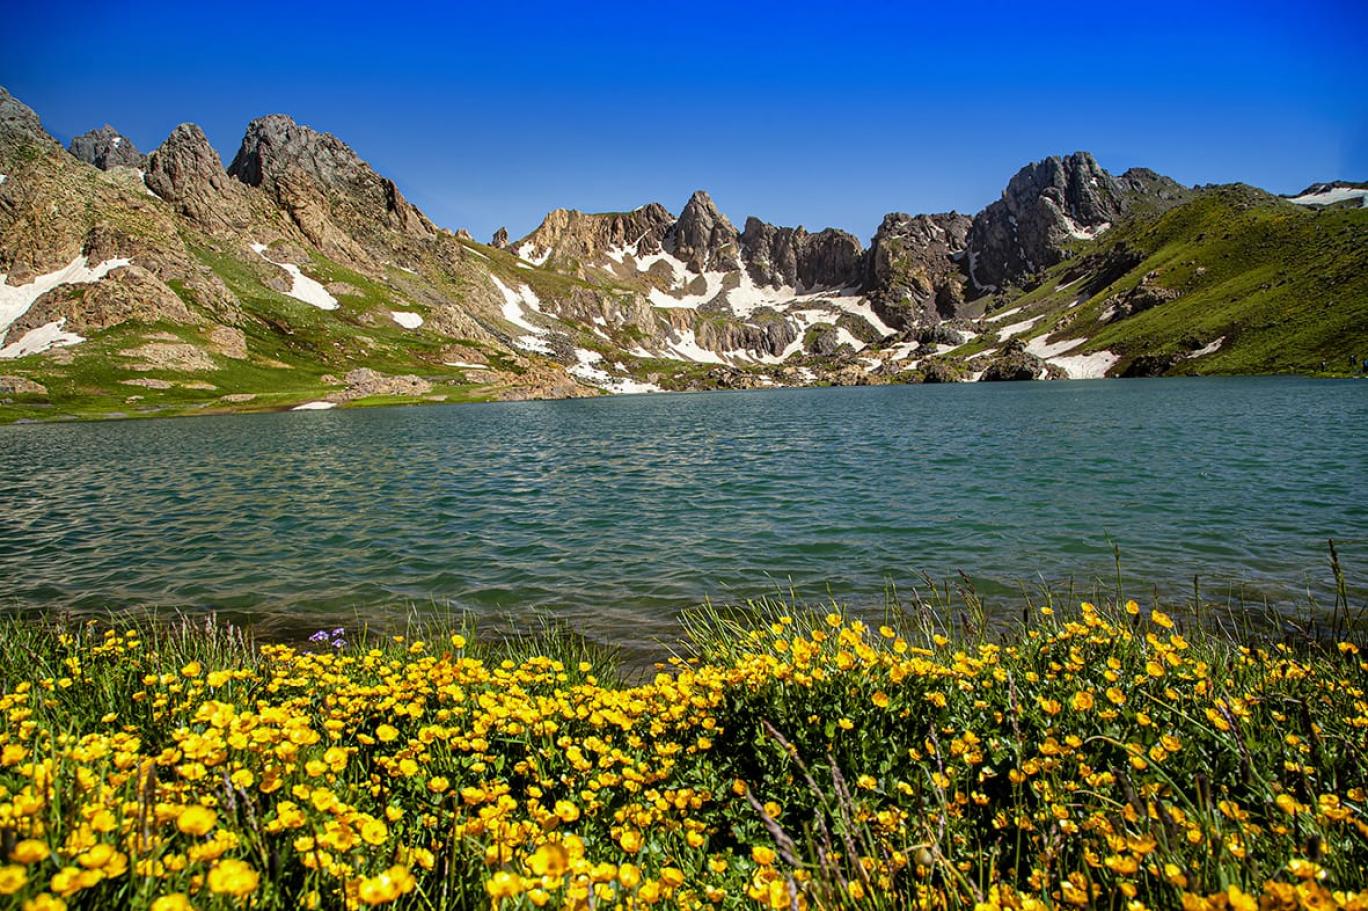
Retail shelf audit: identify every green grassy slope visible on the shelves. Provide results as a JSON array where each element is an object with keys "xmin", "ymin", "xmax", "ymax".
[{"xmin": 949, "ymin": 186, "xmax": 1368, "ymax": 377}]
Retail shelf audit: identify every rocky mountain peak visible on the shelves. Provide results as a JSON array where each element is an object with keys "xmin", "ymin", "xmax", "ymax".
[
  {"xmin": 0, "ymin": 86, "xmax": 59, "ymax": 156},
  {"xmin": 144, "ymin": 123, "xmax": 252, "ymax": 235},
  {"xmin": 964, "ymin": 151, "xmax": 1128, "ymax": 292},
  {"xmin": 516, "ymin": 203, "xmax": 674, "ymax": 266},
  {"xmin": 670, "ymin": 190, "xmax": 740, "ymax": 273},
  {"xmin": 739, "ymin": 217, "xmax": 863, "ymax": 291},
  {"xmin": 69, "ymin": 125, "xmax": 145, "ymax": 170},
  {"xmin": 227, "ymin": 114, "xmax": 433, "ymax": 260},
  {"xmin": 490, "ymin": 227, "xmax": 509, "ymax": 249}
]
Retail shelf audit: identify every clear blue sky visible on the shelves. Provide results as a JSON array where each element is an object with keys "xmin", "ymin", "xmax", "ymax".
[{"xmin": 4, "ymin": 0, "xmax": 1365, "ymax": 242}]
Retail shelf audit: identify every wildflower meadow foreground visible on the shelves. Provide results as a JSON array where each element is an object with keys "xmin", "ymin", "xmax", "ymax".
[{"xmin": 0, "ymin": 598, "xmax": 1364, "ymax": 910}]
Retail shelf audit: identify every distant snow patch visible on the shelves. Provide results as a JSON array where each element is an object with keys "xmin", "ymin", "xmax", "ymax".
[
  {"xmin": 0, "ymin": 255, "xmax": 130, "ymax": 345},
  {"xmin": 292, "ymin": 401, "xmax": 337, "ymax": 411},
  {"xmin": 983, "ymin": 306, "xmax": 1022, "ymax": 324},
  {"xmin": 0, "ymin": 174, "xmax": 6, "ymax": 185},
  {"xmin": 1062, "ymin": 215, "xmax": 1110, "ymax": 240},
  {"xmin": 390, "ymin": 311, "xmax": 423, "ymax": 329},
  {"xmin": 516, "ymin": 244, "xmax": 550, "ymax": 266},
  {"xmin": 490, "ymin": 275, "xmax": 553, "ymax": 353},
  {"xmin": 0, "ymin": 319, "xmax": 85, "ymax": 359},
  {"xmin": 1024, "ymin": 334, "xmax": 1086, "ymax": 360},
  {"xmin": 251, "ymin": 244, "xmax": 339, "ymax": 311},
  {"xmin": 444, "ymin": 361, "xmax": 487, "ymax": 370},
  {"xmin": 1288, "ymin": 187, "xmax": 1368, "ymax": 208},
  {"xmin": 1050, "ymin": 350, "xmax": 1120, "ymax": 379},
  {"xmin": 568, "ymin": 347, "xmax": 662, "ymax": 394},
  {"xmin": 996, "ymin": 316, "xmax": 1042, "ymax": 340},
  {"xmin": 1187, "ymin": 336, "xmax": 1225, "ymax": 358}
]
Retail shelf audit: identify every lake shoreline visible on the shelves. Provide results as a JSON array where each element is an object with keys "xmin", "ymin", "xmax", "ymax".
[{"xmin": 2, "ymin": 368, "xmax": 1363, "ymax": 428}]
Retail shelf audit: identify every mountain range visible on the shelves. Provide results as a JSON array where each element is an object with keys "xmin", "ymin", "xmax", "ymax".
[{"xmin": 1, "ymin": 86, "xmax": 1365, "ymax": 422}]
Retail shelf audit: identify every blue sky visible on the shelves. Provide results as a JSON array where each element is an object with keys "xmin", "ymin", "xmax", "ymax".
[{"xmin": 4, "ymin": 0, "xmax": 1365, "ymax": 241}]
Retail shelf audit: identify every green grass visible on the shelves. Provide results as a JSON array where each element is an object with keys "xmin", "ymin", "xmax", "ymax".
[
  {"xmin": 980, "ymin": 186, "xmax": 1368, "ymax": 377},
  {"xmin": 0, "ymin": 566, "xmax": 1363, "ymax": 910}
]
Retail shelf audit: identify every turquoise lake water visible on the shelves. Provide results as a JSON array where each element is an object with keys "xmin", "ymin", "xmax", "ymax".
[{"xmin": 0, "ymin": 377, "xmax": 1363, "ymax": 650}]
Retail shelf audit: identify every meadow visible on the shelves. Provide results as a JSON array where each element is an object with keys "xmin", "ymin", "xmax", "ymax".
[{"xmin": 0, "ymin": 580, "xmax": 1363, "ymax": 910}]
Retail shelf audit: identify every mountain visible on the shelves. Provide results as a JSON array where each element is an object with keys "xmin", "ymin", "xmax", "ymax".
[
  {"xmin": 0, "ymin": 86, "xmax": 1363, "ymax": 424},
  {"xmin": 68, "ymin": 125, "xmax": 146, "ymax": 171}
]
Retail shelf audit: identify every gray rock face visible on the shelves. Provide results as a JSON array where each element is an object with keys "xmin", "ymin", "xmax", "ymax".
[
  {"xmin": 227, "ymin": 114, "xmax": 434, "ymax": 258},
  {"xmin": 69, "ymin": 126, "xmax": 145, "ymax": 170},
  {"xmin": 145, "ymin": 124, "xmax": 253, "ymax": 235},
  {"xmin": 965, "ymin": 152, "xmax": 1127, "ymax": 292},
  {"xmin": 668, "ymin": 191, "xmax": 740, "ymax": 273},
  {"xmin": 694, "ymin": 314, "xmax": 797, "ymax": 359},
  {"xmin": 517, "ymin": 204, "xmax": 674, "ymax": 265},
  {"xmin": 490, "ymin": 227, "xmax": 509, "ymax": 249},
  {"xmin": 1116, "ymin": 167, "xmax": 1191, "ymax": 208},
  {"xmin": 740, "ymin": 218, "xmax": 863, "ymax": 290},
  {"xmin": 0, "ymin": 86, "xmax": 58, "ymax": 154},
  {"xmin": 862, "ymin": 212, "xmax": 973, "ymax": 329},
  {"xmin": 978, "ymin": 339, "xmax": 1060, "ymax": 382},
  {"xmin": 1099, "ymin": 270, "xmax": 1181, "ymax": 322}
]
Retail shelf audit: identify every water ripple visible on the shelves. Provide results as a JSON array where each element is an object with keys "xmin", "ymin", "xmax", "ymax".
[{"xmin": 0, "ymin": 377, "xmax": 1365, "ymax": 649}]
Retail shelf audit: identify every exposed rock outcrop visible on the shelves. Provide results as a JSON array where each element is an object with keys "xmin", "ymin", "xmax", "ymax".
[
  {"xmin": 9, "ymin": 264, "xmax": 194, "ymax": 336},
  {"xmin": 862, "ymin": 212, "xmax": 973, "ymax": 328},
  {"xmin": 227, "ymin": 114, "xmax": 434, "ymax": 263},
  {"xmin": 694, "ymin": 314, "xmax": 797, "ymax": 359},
  {"xmin": 68, "ymin": 126, "xmax": 146, "ymax": 170},
  {"xmin": 978, "ymin": 339, "xmax": 1064, "ymax": 381},
  {"xmin": 517, "ymin": 204, "xmax": 673, "ymax": 268},
  {"xmin": 145, "ymin": 124, "xmax": 254, "ymax": 235},
  {"xmin": 965, "ymin": 152, "xmax": 1127, "ymax": 292},
  {"xmin": 669, "ymin": 191, "xmax": 740, "ymax": 273},
  {"xmin": 1099, "ymin": 270, "xmax": 1181, "ymax": 322},
  {"xmin": 0, "ymin": 86, "xmax": 59, "ymax": 156},
  {"xmin": 490, "ymin": 227, "xmax": 509, "ymax": 249},
  {"xmin": 740, "ymin": 218, "xmax": 863, "ymax": 290},
  {"xmin": 335, "ymin": 367, "xmax": 432, "ymax": 400}
]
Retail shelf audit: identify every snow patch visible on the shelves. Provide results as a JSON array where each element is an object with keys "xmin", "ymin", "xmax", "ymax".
[
  {"xmin": 390, "ymin": 311, "xmax": 423, "ymax": 329},
  {"xmin": 567, "ymin": 347, "xmax": 662, "ymax": 394},
  {"xmin": 292, "ymin": 401, "xmax": 337, "ymax": 411},
  {"xmin": 251, "ymin": 244, "xmax": 339, "ymax": 311},
  {"xmin": 996, "ymin": 316, "xmax": 1043, "ymax": 340},
  {"xmin": 1288, "ymin": 187, "xmax": 1368, "ymax": 208},
  {"xmin": 490, "ymin": 276, "xmax": 553, "ymax": 354},
  {"xmin": 966, "ymin": 250, "xmax": 997, "ymax": 293},
  {"xmin": 983, "ymin": 306, "xmax": 1022, "ymax": 324},
  {"xmin": 516, "ymin": 244, "xmax": 550, "ymax": 266},
  {"xmin": 1186, "ymin": 336, "xmax": 1225, "ymax": 358},
  {"xmin": 1024, "ymin": 334, "xmax": 1086, "ymax": 360},
  {"xmin": 0, "ymin": 255, "xmax": 130, "ymax": 342},
  {"xmin": 444, "ymin": 361, "xmax": 487, "ymax": 370},
  {"xmin": 1062, "ymin": 215, "xmax": 1110, "ymax": 240},
  {"xmin": 1050, "ymin": 350, "xmax": 1120, "ymax": 379},
  {"xmin": 0, "ymin": 318, "xmax": 85, "ymax": 359}
]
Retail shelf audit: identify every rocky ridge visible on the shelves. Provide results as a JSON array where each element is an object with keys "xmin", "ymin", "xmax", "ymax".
[
  {"xmin": 68, "ymin": 126, "xmax": 145, "ymax": 171},
  {"xmin": 1, "ymin": 82, "xmax": 1362, "ymax": 424}
]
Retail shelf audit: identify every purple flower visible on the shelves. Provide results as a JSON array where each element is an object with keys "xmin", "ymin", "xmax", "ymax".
[{"xmin": 309, "ymin": 630, "xmax": 330, "ymax": 643}]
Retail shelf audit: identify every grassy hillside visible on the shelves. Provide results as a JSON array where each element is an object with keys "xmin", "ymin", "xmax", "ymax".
[{"xmin": 968, "ymin": 186, "xmax": 1368, "ymax": 377}]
